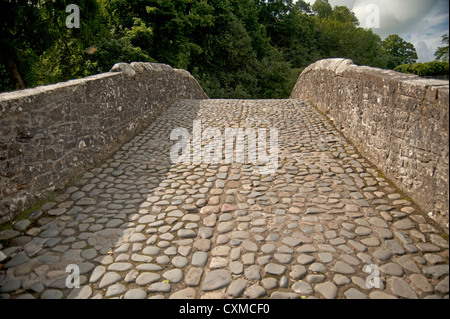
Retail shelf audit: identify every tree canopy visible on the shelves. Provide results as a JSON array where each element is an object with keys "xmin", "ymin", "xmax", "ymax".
[
  {"xmin": 381, "ymin": 34, "xmax": 418, "ymax": 69},
  {"xmin": 1, "ymin": 0, "xmax": 422, "ymax": 97},
  {"xmin": 435, "ymin": 34, "xmax": 449, "ymax": 62}
]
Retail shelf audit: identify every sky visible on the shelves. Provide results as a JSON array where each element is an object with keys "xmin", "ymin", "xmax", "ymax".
[{"xmin": 302, "ymin": 0, "xmax": 449, "ymax": 62}]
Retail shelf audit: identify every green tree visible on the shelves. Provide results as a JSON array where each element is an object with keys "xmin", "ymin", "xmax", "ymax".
[
  {"xmin": 382, "ymin": 34, "xmax": 418, "ymax": 69},
  {"xmin": 395, "ymin": 61, "xmax": 449, "ymax": 77},
  {"xmin": 259, "ymin": 0, "xmax": 318, "ymax": 68},
  {"xmin": 1, "ymin": 1, "xmax": 49, "ymax": 90},
  {"xmin": 332, "ymin": 6, "xmax": 359, "ymax": 26},
  {"xmin": 435, "ymin": 34, "xmax": 449, "ymax": 62},
  {"xmin": 0, "ymin": 0, "xmax": 104, "ymax": 91},
  {"xmin": 312, "ymin": 0, "xmax": 333, "ymax": 19},
  {"xmin": 1, "ymin": 0, "xmax": 417, "ymax": 98},
  {"xmin": 313, "ymin": 11, "xmax": 387, "ymax": 68},
  {"xmin": 294, "ymin": 0, "xmax": 313, "ymax": 14}
]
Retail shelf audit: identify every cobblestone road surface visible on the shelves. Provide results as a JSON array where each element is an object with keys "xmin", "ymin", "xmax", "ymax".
[{"xmin": 0, "ymin": 99, "xmax": 448, "ymax": 299}]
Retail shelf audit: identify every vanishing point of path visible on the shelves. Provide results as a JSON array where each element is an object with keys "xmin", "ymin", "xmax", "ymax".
[{"xmin": 0, "ymin": 99, "xmax": 448, "ymax": 299}]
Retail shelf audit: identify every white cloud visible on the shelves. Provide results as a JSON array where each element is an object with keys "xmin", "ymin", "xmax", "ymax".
[{"xmin": 301, "ymin": 0, "xmax": 449, "ymax": 62}]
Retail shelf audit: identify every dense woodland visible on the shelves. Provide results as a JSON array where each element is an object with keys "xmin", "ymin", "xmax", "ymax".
[{"xmin": 1, "ymin": 0, "xmax": 448, "ymax": 97}]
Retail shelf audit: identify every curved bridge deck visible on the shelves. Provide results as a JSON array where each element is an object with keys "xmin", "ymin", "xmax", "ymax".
[{"xmin": 0, "ymin": 99, "xmax": 448, "ymax": 299}]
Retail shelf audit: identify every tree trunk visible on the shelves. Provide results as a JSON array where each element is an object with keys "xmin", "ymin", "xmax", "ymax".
[{"xmin": 6, "ymin": 57, "xmax": 25, "ymax": 90}]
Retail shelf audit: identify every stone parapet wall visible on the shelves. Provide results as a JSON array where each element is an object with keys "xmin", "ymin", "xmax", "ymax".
[
  {"xmin": 0, "ymin": 62, "xmax": 208, "ymax": 224},
  {"xmin": 291, "ymin": 58, "xmax": 449, "ymax": 230}
]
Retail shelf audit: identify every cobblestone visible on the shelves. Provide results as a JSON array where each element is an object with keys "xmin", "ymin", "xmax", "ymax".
[{"xmin": 0, "ymin": 99, "xmax": 448, "ymax": 299}]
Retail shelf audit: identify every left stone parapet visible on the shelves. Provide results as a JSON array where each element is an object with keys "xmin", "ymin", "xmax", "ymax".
[{"xmin": 0, "ymin": 62, "xmax": 209, "ymax": 225}]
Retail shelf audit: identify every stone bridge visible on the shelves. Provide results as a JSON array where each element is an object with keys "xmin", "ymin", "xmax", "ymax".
[{"xmin": 0, "ymin": 59, "xmax": 448, "ymax": 299}]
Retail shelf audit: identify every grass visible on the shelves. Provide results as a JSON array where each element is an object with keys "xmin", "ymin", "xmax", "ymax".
[
  {"xmin": 0, "ymin": 194, "xmax": 58, "ymax": 252},
  {"xmin": 0, "ymin": 197, "xmax": 49, "ymax": 232},
  {"xmin": 0, "ymin": 168, "xmax": 90, "ymax": 234}
]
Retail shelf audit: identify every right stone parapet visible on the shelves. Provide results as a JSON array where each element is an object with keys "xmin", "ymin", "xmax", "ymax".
[{"xmin": 291, "ymin": 58, "xmax": 449, "ymax": 231}]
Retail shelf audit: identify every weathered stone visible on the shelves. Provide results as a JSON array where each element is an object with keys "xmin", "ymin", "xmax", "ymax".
[
  {"xmin": 264, "ymin": 263, "xmax": 287, "ymax": 276},
  {"xmin": 185, "ymin": 267, "xmax": 204, "ymax": 287},
  {"xmin": 290, "ymin": 265, "xmax": 307, "ymax": 280},
  {"xmin": 227, "ymin": 279, "xmax": 248, "ymax": 297},
  {"xmin": 148, "ymin": 282, "xmax": 171, "ymax": 293},
  {"xmin": 135, "ymin": 272, "xmax": 161, "ymax": 286},
  {"xmin": 331, "ymin": 261, "xmax": 356, "ymax": 275},
  {"xmin": 355, "ymin": 226, "xmax": 372, "ymax": 236},
  {"xmin": 409, "ymin": 274, "xmax": 433, "ymax": 293},
  {"xmin": 429, "ymin": 234, "xmax": 448, "ymax": 248},
  {"xmin": 309, "ymin": 262, "xmax": 327, "ymax": 274},
  {"xmin": 192, "ymin": 251, "xmax": 209, "ymax": 267},
  {"xmin": 221, "ymin": 204, "xmax": 236, "ymax": 213},
  {"xmin": 373, "ymin": 249, "xmax": 393, "ymax": 261},
  {"xmin": 417, "ymin": 243, "xmax": 441, "ymax": 253},
  {"xmin": 389, "ymin": 278, "xmax": 418, "ymax": 299},
  {"xmin": 4, "ymin": 253, "xmax": 30, "ymax": 268},
  {"xmin": 41, "ymin": 289, "xmax": 64, "ymax": 299},
  {"xmin": 89, "ymin": 266, "xmax": 106, "ymax": 283},
  {"xmin": 0, "ymin": 279, "xmax": 21, "ymax": 293},
  {"xmin": 369, "ymin": 292, "xmax": 398, "ymax": 299},
  {"xmin": 124, "ymin": 289, "xmax": 148, "ymax": 299},
  {"xmin": 105, "ymin": 283, "xmax": 126, "ymax": 297},
  {"xmin": 385, "ymin": 240, "xmax": 406, "ymax": 255},
  {"xmin": 282, "ymin": 237, "xmax": 302, "ymax": 247},
  {"xmin": 423, "ymin": 265, "xmax": 449, "ymax": 279},
  {"xmin": 297, "ymin": 254, "xmax": 316, "ymax": 265},
  {"xmin": 244, "ymin": 284, "xmax": 266, "ymax": 298},
  {"xmin": 108, "ymin": 262, "xmax": 132, "ymax": 272},
  {"xmin": 202, "ymin": 270, "xmax": 232, "ymax": 291},
  {"xmin": 244, "ymin": 265, "xmax": 261, "ymax": 281},
  {"xmin": 317, "ymin": 252, "xmax": 333, "ymax": 264},
  {"xmin": 314, "ymin": 282, "xmax": 338, "ymax": 299},
  {"xmin": 393, "ymin": 219, "xmax": 415, "ymax": 230},
  {"xmin": 163, "ymin": 269, "xmax": 183, "ymax": 283},
  {"xmin": 98, "ymin": 272, "xmax": 122, "ymax": 289},
  {"xmin": 333, "ymin": 274, "xmax": 351, "ymax": 286},
  {"xmin": 169, "ymin": 288, "xmax": 196, "ymax": 299},
  {"xmin": 306, "ymin": 207, "xmax": 325, "ymax": 214},
  {"xmin": 218, "ymin": 222, "xmax": 235, "ymax": 233},
  {"xmin": 129, "ymin": 233, "xmax": 146, "ymax": 242},
  {"xmin": 13, "ymin": 219, "xmax": 32, "ymax": 231},
  {"xmin": 269, "ymin": 292, "xmax": 300, "ymax": 299},
  {"xmin": 397, "ymin": 255, "xmax": 420, "ymax": 273},
  {"xmin": 171, "ymin": 256, "xmax": 189, "ymax": 268},
  {"xmin": 67, "ymin": 286, "xmax": 93, "ymax": 299},
  {"xmin": 380, "ymin": 263, "xmax": 404, "ymax": 277},
  {"xmin": 435, "ymin": 276, "xmax": 449, "ymax": 294},
  {"xmin": 292, "ymin": 281, "xmax": 313, "ymax": 295}
]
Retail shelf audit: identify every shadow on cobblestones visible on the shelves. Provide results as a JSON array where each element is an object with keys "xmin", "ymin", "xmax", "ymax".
[{"xmin": 1, "ymin": 99, "xmax": 448, "ymax": 300}]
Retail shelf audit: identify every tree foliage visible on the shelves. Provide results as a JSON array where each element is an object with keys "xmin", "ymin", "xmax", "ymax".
[
  {"xmin": 1, "ymin": 0, "xmax": 422, "ymax": 97},
  {"xmin": 382, "ymin": 34, "xmax": 418, "ymax": 69},
  {"xmin": 435, "ymin": 34, "xmax": 449, "ymax": 62},
  {"xmin": 394, "ymin": 61, "xmax": 449, "ymax": 77}
]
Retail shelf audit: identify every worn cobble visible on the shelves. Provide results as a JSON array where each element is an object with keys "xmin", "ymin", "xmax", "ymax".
[{"xmin": 0, "ymin": 99, "xmax": 448, "ymax": 299}]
